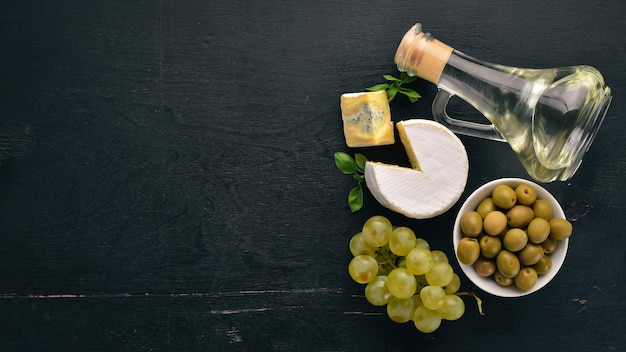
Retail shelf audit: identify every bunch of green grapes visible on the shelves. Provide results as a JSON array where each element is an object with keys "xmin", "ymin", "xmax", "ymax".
[{"xmin": 348, "ymin": 215, "xmax": 480, "ymax": 333}]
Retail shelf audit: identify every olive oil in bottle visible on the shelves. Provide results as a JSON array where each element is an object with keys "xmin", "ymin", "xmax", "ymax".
[{"xmin": 395, "ymin": 24, "xmax": 612, "ymax": 182}]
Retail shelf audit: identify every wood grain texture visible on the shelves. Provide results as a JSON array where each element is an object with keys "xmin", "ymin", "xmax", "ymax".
[{"xmin": 0, "ymin": 0, "xmax": 625, "ymax": 351}]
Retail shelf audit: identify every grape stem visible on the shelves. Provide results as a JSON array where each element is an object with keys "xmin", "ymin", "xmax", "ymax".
[
  {"xmin": 378, "ymin": 251, "xmax": 398, "ymax": 269},
  {"xmin": 455, "ymin": 291, "xmax": 485, "ymax": 315}
]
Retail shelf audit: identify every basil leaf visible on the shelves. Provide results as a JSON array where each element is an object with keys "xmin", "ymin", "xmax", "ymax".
[
  {"xmin": 353, "ymin": 174, "xmax": 365, "ymax": 182},
  {"xmin": 334, "ymin": 152, "xmax": 356, "ymax": 174},
  {"xmin": 354, "ymin": 153, "xmax": 367, "ymax": 173},
  {"xmin": 400, "ymin": 72, "xmax": 418, "ymax": 83},
  {"xmin": 368, "ymin": 71, "xmax": 420, "ymax": 104},
  {"xmin": 383, "ymin": 74, "xmax": 401, "ymax": 81},
  {"xmin": 348, "ymin": 185, "xmax": 364, "ymax": 212},
  {"xmin": 403, "ymin": 76, "xmax": 418, "ymax": 84},
  {"xmin": 398, "ymin": 87, "xmax": 422, "ymax": 103},
  {"xmin": 387, "ymin": 82, "xmax": 399, "ymax": 101},
  {"xmin": 366, "ymin": 83, "xmax": 390, "ymax": 92}
]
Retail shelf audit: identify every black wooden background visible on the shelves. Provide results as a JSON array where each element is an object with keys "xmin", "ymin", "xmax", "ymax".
[{"xmin": 1, "ymin": 1, "xmax": 625, "ymax": 351}]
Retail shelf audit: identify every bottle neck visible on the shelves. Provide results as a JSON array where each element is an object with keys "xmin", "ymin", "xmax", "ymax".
[
  {"xmin": 394, "ymin": 24, "xmax": 453, "ymax": 84},
  {"xmin": 438, "ymin": 50, "xmax": 531, "ymax": 98},
  {"xmin": 394, "ymin": 24, "xmax": 530, "ymax": 96}
]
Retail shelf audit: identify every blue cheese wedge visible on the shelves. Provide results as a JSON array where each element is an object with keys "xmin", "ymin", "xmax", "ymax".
[
  {"xmin": 340, "ymin": 90, "xmax": 394, "ymax": 147},
  {"xmin": 364, "ymin": 119, "xmax": 469, "ymax": 219}
]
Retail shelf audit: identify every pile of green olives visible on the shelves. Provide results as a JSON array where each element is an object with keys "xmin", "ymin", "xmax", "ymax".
[{"xmin": 456, "ymin": 183, "xmax": 573, "ymax": 291}]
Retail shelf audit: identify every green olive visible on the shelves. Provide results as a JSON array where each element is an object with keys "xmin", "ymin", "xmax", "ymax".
[
  {"xmin": 460, "ymin": 211, "xmax": 483, "ymax": 237},
  {"xmin": 515, "ymin": 184, "xmax": 537, "ymax": 205},
  {"xmin": 483, "ymin": 211, "xmax": 507, "ymax": 236},
  {"xmin": 492, "ymin": 185, "xmax": 517, "ymax": 209},
  {"xmin": 496, "ymin": 250, "xmax": 521, "ymax": 278},
  {"xmin": 533, "ymin": 255, "xmax": 552, "ymax": 275},
  {"xmin": 527, "ymin": 217, "xmax": 550, "ymax": 244},
  {"xmin": 506, "ymin": 205, "xmax": 535, "ymax": 228},
  {"xmin": 474, "ymin": 257, "xmax": 496, "ymax": 277},
  {"xmin": 518, "ymin": 243, "xmax": 544, "ymax": 266},
  {"xmin": 494, "ymin": 270, "xmax": 514, "ymax": 286},
  {"xmin": 549, "ymin": 218, "xmax": 573, "ymax": 240},
  {"xmin": 515, "ymin": 267, "xmax": 538, "ymax": 291},
  {"xmin": 503, "ymin": 228, "xmax": 528, "ymax": 252},
  {"xmin": 541, "ymin": 236, "xmax": 558, "ymax": 254},
  {"xmin": 457, "ymin": 237, "xmax": 480, "ymax": 265},
  {"xmin": 476, "ymin": 198, "xmax": 496, "ymax": 219},
  {"xmin": 479, "ymin": 235, "xmax": 502, "ymax": 259},
  {"xmin": 532, "ymin": 199, "xmax": 553, "ymax": 220}
]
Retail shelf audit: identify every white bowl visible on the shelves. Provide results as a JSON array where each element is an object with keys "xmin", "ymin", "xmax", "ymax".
[{"xmin": 452, "ymin": 178, "xmax": 568, "ymax": 297}]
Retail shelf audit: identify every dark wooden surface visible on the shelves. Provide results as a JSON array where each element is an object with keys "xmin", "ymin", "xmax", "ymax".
[{"xmin": 1, "ymin": 1, "xmax": 625, "ymax": 351}]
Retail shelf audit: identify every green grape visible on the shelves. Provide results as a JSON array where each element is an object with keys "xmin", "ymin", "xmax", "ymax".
[
  {"xmin": 349, "ymin": 232, "xmax": 377, "ymax": 257},
  {"xmin": 420, "ymin": 285, "xmax": 446, "ymax": 310},
  {"xmin": 425, "ymin": 262, "xmax": 454, "ymax": 287},
  {"xmin": 348, "ymin": 255, "xmax": 378, "ymax": 284},
  {"xmin": 437, "ymin": 294, "xmax": 465, "ymax": 321},
  {"xmin": 388, "ymin": 226, "xmax": 417, "ymax": 256},
  {"xmin": 430, "ymin": 250, "xmax": 449, "ymax": 264},
  {"xmin": 386, "ymin": 296, "xmax": 416, "ymax": 323},
  {"xmin": 365, "ymin": 276, "xmax": 392, "ymax": 306},
  {"xmin": 443, "ymin": 273, "xmax": 461, "ymax": 294},
  {"xmin": 413, "ymin": 304, "xmax": 442, "ymax": 333},
  {"xmin": 386, "ymin": 268, "xmax": 417, "ymax": 299},
  {"xmin": 397, "ymin": 258, "xmax": 407, "ymax": 269},
  {"xmin": 415, "ymin": 237, "xmax": 430, "ymax": 250},
  {"xmin": 362, "ymin": 215, "xmax": 393, "ymax": 247},
  {"xmin": 405, "ymin": 247, "xmax": 434, "ymax": 275}
]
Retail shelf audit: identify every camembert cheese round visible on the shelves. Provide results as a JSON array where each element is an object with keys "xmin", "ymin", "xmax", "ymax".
[{"xmin": 364, "ymin": 119, "xmax": 469, "ymax": 219}]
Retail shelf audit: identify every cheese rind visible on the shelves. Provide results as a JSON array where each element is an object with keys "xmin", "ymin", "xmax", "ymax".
[
  {"xmin": 364, "ymin": 119, "xmax": 469, "ymax": 219},
  {"xmin": 340, "ymin": 90, "xmax": 394, "ymax": 147}
]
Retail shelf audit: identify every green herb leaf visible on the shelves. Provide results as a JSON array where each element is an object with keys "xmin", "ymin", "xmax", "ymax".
[
  {"xmin": 334, "ymin": 152, "xmax": 368, "ymax": 212},
  {"xmin": 387, "ymin": 82, "xmax": 399, "ymax": 101},
  {"xmin": 383, "ymin": 74, "xmax": 401, "ymax": 82},
  {"xmin": 398, "ymin": 87, "xmax": 420, "ymax": 96},
  {"xmin": 369, "ymin": 72, "xmax": 420, "ymax": 103},
  {"xmin": 400, "ymin": 72, "xmax": 418, "ymax": 83},
  {"xmin": 354, "ymin": 153, "xmax": 367, "ymax": 173},
  {"xmin": 348, "ymin": 185, "xmax": 364, "ymax": 212},
  {"xmin": 334, "ymin": 152, "xmax": 356, "ymax": 174},
  {"xmin": 398, "ymin": 87, "xmax": 421, "ymax": 103},
  {"xmin": 353, "ymin": 173, "xmax": 365, "ymax": 182},
  {"xmin": 366, "ymin": 83, "xmax": 390, "ymax": 92}
]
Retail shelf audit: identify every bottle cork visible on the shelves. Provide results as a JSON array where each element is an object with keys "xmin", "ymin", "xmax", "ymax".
[{"xmin": 394, "ymin": 24, "xmax": 453, "ymax": 84}]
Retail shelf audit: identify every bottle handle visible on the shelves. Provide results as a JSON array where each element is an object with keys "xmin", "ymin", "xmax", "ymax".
[{"xmin": 432, "ymin": 89, "xmax": 506, "ymax": 142}]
